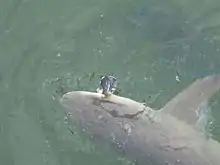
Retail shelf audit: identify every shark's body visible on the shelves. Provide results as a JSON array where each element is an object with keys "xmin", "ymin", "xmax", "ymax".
[{"xmin": 60, "ymin": 75, "xmax": 220, "ymax": 165}]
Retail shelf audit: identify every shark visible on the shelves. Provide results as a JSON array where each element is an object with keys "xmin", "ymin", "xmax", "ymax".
[{"xmin": 60, "ymin": 74, "xmax": 220, "ymax": 165}]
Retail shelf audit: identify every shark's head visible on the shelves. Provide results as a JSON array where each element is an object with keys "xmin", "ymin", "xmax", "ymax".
[
  {"xmin": 59, "ymin": 91, "xmax": 148, "ymax": 140},
  {"xmin": 60, "ymin": 91, "xmax": 105, "ymax": 127}
]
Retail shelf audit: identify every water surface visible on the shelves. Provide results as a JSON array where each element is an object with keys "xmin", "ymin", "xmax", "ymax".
[{"xmin": 1, "ymin": 0, "xmax": 220, "ymax": 164}]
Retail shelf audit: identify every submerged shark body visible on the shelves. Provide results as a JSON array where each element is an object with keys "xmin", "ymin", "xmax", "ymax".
[{"xmin": 60, "ymin": 75, "xmax": 220, "ymax": 165}]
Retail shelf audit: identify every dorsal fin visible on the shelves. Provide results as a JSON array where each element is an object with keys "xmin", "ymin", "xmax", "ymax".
[{"xmin": 161, "ymin": 74, "xmax": 220, "ymax": 125}]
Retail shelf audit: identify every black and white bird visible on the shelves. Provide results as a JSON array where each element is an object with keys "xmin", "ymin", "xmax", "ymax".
[{"xmin": 96, "ymin": 75, "xmax": 117, "ymax": 97}]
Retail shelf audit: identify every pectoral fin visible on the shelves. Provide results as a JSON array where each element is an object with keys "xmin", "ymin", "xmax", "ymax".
[{"xmin": 161, "ymin": 74, "xmax": 220, "ymax": 125}]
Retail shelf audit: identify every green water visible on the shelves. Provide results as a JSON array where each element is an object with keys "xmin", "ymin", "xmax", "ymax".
[{"xmin": 1, "ymin": 0, "xmax": 220, "ymax": 164}]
